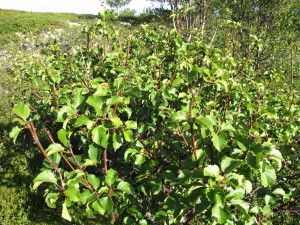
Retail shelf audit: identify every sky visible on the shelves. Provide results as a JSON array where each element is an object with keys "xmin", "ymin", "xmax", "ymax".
[{"xmin": 0, "ymin": 0, "xmax": 162, "ymax": 14}]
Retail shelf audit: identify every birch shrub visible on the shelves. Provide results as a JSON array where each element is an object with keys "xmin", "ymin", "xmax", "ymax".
[{"xmin": 11, "ymin": 11, "xmax": 299, "ymax": 225}]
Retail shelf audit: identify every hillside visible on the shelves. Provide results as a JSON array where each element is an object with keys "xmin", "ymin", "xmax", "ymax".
[{"xmin": 0, "ymin": 9, "xmax": 96, "ymax": 46}]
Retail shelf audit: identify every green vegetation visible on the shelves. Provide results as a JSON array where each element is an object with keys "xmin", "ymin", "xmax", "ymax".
[
  {"xmin": 0, "ymin": 9, "xmax": 95, "ymax": 46},
  {"xmin": 1, "ymin": 0, "xmax": 300, "ymax": 223}
]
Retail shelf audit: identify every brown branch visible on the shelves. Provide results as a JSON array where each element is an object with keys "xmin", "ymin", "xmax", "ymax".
[
  {"xmin": 68, "ymin": 143, "xmax": 94, "ymax": 193},
  {"xmin": 125, "ymin": 38, "xmax": 130, "ymax": 67},
  {"xmin": 44, "ymin": 128, "xmax": 75, "ymax": 171},
  {"xmin": 27, "ymin": 122, "xmax": 58, "ymax": 171},
  {"xmin": 189, "ymin": 88, "xmax": 199, "ymax": 167},
  {"xmin": 103, "ymin": 149, "xmax": 108, "ymax": 174}
]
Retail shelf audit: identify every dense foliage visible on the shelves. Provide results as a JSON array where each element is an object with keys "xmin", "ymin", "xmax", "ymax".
[{"xmin": 10, "ymin": 10, "xmax": 300, "ymax": 224}]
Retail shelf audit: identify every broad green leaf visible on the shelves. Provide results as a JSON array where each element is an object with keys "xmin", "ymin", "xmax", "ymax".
[
  {"xmin": 155, "ymin": 210, "xmax": 167, "ymax": 222},
  {"xmin": 204, "ymin": 165, "xmax": 220, "ymax": 177},
  {"xmin": 88, "ymin": 174, "xmax": 100, "ymax": 190},
  {"xmin": 74, "ymin": 115, "xmax": 90, "ymax": 127},
  {"xmin": 245, "ymin": 180, "xmax": 253, "ymax": 194},
  {"xmin": 123, "ymin": 129, "xmax": 133, "ymax": 142},
  {"xmin": 117, "ymin": 181, "xmax": 133, "ymax": 194},
  {"xmin": 88, "ymin": 144, "xmax": 100, "ymax": 163},
  {"xmin": 86, "ymin": 95, "xmax": 103, "ymax": 115},
  {"xmin": 230, "ymin": 199, "xmax": 249, "ymax": 216},
  {"xmin": 216, "ymin": 80, "xmax": 228, "ymax": 92},
  {"xmin": 45, "ymin": 192, "xmax": 59, "ymax": 208},
  {"xmin": 62, "ymin": 200, "xmax": 72, "ymax": 221},
  {"xmin": 124, "ymin": 148, "xmax": 139, "ymax": 162},
  {"xmin": 13, "ymin": 103, "xmax": 30, "ymax": 121},
  {"xmin": 111, "ymin": 116, "xmax": 123, "ymax": 127},
  {"xmin": 64, "ymin": 186, "xmax": 81, "ymax": 202},
  {"xmin": 33, "ymin": 170, "xmax": 57, "ymax": 189},
  {"xmin": 125, "ymin": 120, "xmax": 137, "ymax": 129},
  {"xmin": 211, "ymin": 205, "xmax": 230, "ymax": 224},
  {"xmin": 226, "ymin": 188, "xmax": 245, "ymax": 200},
  {"xmin": 212, "ymin": 132, "xmax": 228, "ymax": 152},
  {"xmin": 171, "ymin": 111, "xmax": 187, "ymax": 123},
  {"xmin": 57, "ymin": 129, "xmax": 68, "ymax": 146},
  {"xmin": 92, "ymin": 200, "xmax": 105, "ymax": 215},
  {"xmin": 221, "ymin": 157, "xmax": 242, "ymax": 174},
  {"xmin": 221, "ymin": 122, "xmax": 236, "ymax": 132},
  {"xmin": 106, "ymin": 96, "xmax": 123, "ymax": 106},
  {"xmin": 149, "ymin": 179, "xmax": 162, "ymax": 195},
  {"xmin": 139, "ymin": 219, "xmax": 148, "ymax": 225},
  {"xmin": 260, "ymin": 160, "xmax": 276, "ymax": 187},
  {"xmin": 262, "ymin": 205, "xmax": 273, "ymax": 217},
  {"xmin": 105, "ymin": 168, "xmax": 117, "ymax": 186},
  {"xmin": 135, "ymin": 154, "xmax": 145, "ymax": 165},
  {"xmin": 72, "ymin": 92, "xmax": 85, "ymax": 109},
  {"xmin": 94, "ymin": 84, "xmax": 112, "ymax": 96},
  {"xmin": 81, "ymin": 190, "xmax": 96, "ymax": 204},
  {"xmin": 92, "ymin": 125, "xmax": 109, "ymax": 148},
  {"xmin": 46, "ymin": 143, "xmax": 64, "ymax": 156},
  {"xmin": 272, "ymin": 188, "xmax": 285, "ymax": 196},
  {"xmin": 9, "ymin": 126, "xmax": 22, "ymax": 143},
  {"xmin": 113, "ymin": 133, "xmax": 123, "ymax": 150},
  {"xmin": 196, "ymin": 115, "xmax": 216, "ymax": 131},
  {"xmin": 100, "ymin": 196, "xmax": 114, "ymax": 214},
  {"xmin": 268, "ymin": 148, "xmax": 284, "ymax": 169}
]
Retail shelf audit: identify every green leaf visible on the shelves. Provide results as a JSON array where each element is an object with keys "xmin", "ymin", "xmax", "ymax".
[
  {"xmin": 74, "ymin": 115, "xmax": 90, "ymax": 127},
  {"xmin": 100, "ymin": 196, "xmax": 114, "ymax": 214},
  {"xmin": 117, "ymin": 181, "xmax": 133, "ymax": 194},
  {"xmin": 230, "ymin": 199, "xmax": 249, "ymax": 216},
  {"xmin": 111, "ymin": 116, "xmax": 123, "ymax": 127},
  {"xmin": 125, "ymin": 120, "xmax": 137, "ymax": 129},
  {"xmin": 204, "ymin": 165, "xmax": 220, "ymax": 177},
  {"xmin": 124, "ymin": 148, "xmax": 139, "ymax": 162},
  {"xmin": 13, "ymin": 103, "xmax": 30, "ymax": 121},
  {"xmin": 245, "ymin": 180, "xmax": 253, "ymax": 194},
  {"xmin": 155, "ymin": 210, "xmax": 167, "ymax": 222},
  {"xmin": 260, "ymin": 160, "xmax": 276, "ymax": 187},
  {"xmin": 92, "ymin": 200, "xmax": 105, "ymax": 215},
  {"xmin": 196, "ymin": 115, "xmax": 216, "ymax": 131},
  {"xmin": 105, "ymin": 168, "xmax": 117, "ymax": 186},
  {"xmin": 216, "ymin": 80, "xmax": 228, "ymax": 92},
  {"xmin": 33, "ymin": 170, "xmax": 57, "ymax": 190},
  {"xmin": 94, "ymin": 84, "xmax": 111, "ymax": 96},
  {"xmin": 106, "ymin": 96, "xmax": 123, "ymax": 106},
  {"xmin": 92, "ymin": 125, "xmax": 109, "ymax": 148},
  {"xmin": 171, "ymin": 111, "xmax": 187, "ymax": 122},
  {"xmin": 72, "ymin": 92, "xmax": 85, "ymax": 109},
  {"xmin": 57, "ymin": 129, "xmax": 68, "ymax": 146},
  {"xmin": 62, "ymin": 200, "xmax": 72, "ymax": 221},
  {"xmin": 81, "ymin": 190, "xmax": 96, "ymax": 204},
  {"xmin": 46, "ymin": 143, "xmax": 64, "ymax": 156},
  {"xmin": 88, "ymin": 174, "xmax": 100, "ymax": 190},
  {"xmin": 9, "ymin": 126, "xmax": 22, "ymax": 143},
  {"xmin": 272, "ymin": 188, "xmax": 285, "ymax": 196},
  {"xmin": 88, "ymin": 144, "xmax": 100, "ymax": 163},
  {"xmin": 45, "ymin": 193, "xmax": 59, "ymax": 208},
  {"xmin": 135, "ymin": 154, "xmax": 145, "ymax": 165},
  {"xmin": 123, "ymin": 129, "xmax": 134, "ymax": 142},
  {"xmin": 221, "ymin": 157, "xmax": 242, "ymax": 174},
  {"xmin": 212, "ymin": 132, "xmax": 228, "ymax": 152},
  {"xmin": 226, "ymin": 188, "xmax": 245, "ymax": 200},
  {"xmin": 268, "ymin": 148, "xmax": 284, "ymax": 169},
  {"xmin": 86, "ymin": 95, "xmax": 103, "ymax": 115},
  {"xmin": 211, "ymin": 205, "xmax": 230, "ymax": 224},
  {"xmin": 64, "ymin": 186, "xmax": 81, "ymax": 202},
  {"xmin": 113, "ymin": 133, "xmax": 123, "ymax": 150}
]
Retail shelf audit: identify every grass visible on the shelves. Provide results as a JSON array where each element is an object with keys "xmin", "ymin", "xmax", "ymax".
[{"xmin": 0, "ymin": 9, "xmax": 96, "ymax": 47}]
